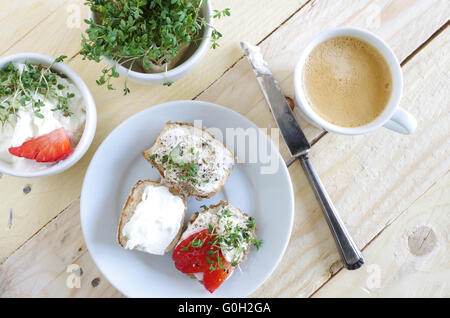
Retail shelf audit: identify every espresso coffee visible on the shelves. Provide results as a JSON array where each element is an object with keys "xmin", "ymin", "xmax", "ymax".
[{"xmin": 303, "ymin": 36, "xmax": 393, "ymax": 127}]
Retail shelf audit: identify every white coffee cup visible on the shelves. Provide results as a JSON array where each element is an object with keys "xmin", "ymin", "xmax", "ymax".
[{"xmin": 294, "ymin": 27, "xmax": 416, "ymax": 135}]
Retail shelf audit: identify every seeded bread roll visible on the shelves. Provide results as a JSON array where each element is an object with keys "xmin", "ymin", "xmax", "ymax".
[
  {"xmin": 118, "ymin": 180, "xmax": 186, "ymax": 254},
  {"xmin": 179, "ymin": 201, "xmax": 257, "ymax": 284},
  {"xmin": 143, "ymin": 122, "xmax": 234, "ymax": 199}
]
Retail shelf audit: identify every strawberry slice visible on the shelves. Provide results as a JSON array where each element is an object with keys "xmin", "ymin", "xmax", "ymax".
[
  {"xmin": 8, "ymin": 128, "xmax": 72, "ymax": 163},
  {"xmin": 203, "ymin": 260, "xmax": 234, "ymax": 294},
  {"xmin": 172, "ymin": 228, "xmax": 235, "ymax": 293},
  {"xmin": 173, "ymin": 229, "xmax": 212, "ymax": 274}
]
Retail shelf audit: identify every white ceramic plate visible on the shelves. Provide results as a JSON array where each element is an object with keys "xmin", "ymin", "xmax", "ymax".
[{"xmin": 80, "ymin": 100, "xmax": 294, "ymax": 297}]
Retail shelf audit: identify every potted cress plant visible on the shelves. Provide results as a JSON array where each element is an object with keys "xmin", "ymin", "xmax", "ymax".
[{"xmin": 81, "ymin": 0, "xmax": 230, "ymax": 94}]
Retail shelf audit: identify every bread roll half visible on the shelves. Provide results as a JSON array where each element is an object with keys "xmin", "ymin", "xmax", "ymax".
[
  {"xmin": 118, "ymin": 180, "xmax": 186, "ymax": 255},
  {"xmin": 143, "ymin": 122, "xmax": 235, "ymax": 199}
]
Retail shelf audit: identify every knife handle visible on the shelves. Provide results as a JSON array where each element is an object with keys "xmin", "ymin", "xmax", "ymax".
[{"xmin": 298, "ymin": 153, "xmax": 364, "ymax": 270}]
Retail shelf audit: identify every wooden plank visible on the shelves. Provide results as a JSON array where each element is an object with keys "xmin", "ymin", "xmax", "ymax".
[
  {"xmin": 0, "ymin": 0, "xmax": 310, "ymax": 263},
  {"xmin": 2, "ymin": 0, "xmax": 89, "ymax": 59},
  {"xmin": 313, "ymin": 171, "xmax": 450, "ymax": 297},
  {"xmin": 1, "ymin": 10, "xmax": 449, "ymax": 298},
  {"xmin": 251, "ymin": 27, "xmax": 450, "ymax": 297},
  {"xmin": 197, "ymin": 0, "xmax": 450, "ymax": 156},
  {"xmin": 2, "ymin": 0, "xmax": 447, "ymax": 265},
  {"xmin": 0, "ymin": 199, "xmax": 123, "ymax": 297},
  {"xmin": 0, "ymin": 0, "xmax": 69, "ymax": 56},
  {"xmin": 38, "ymin": 251, "xmax": 124, "ymax": 298},
  {"xmin": 0, "ymin": 199, "xmax": 85, "ymax": 297}
]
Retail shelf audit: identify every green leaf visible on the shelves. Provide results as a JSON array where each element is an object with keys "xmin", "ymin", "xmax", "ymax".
[
  {"xmin": 82, "ymin": 0, "xmax": 230, "ymax": 94},
  {"xmin": 34, "ymin": 111, "xmax": 44, "ymax": 119},
  {"xmin": 54, "ymin": 55, "xmax": 67, "ymax": 63}
]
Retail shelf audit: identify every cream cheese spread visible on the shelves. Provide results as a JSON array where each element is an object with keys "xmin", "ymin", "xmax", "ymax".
[
  {"xmin": 240, "ymin": 41, "xmax": 271, "ymax": 75},
  {"xmin": 122, "ymin": 183, "xmax": 185, "ymax": 255}
]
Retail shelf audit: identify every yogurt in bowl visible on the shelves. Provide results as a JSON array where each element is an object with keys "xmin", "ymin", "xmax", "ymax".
[{"xmin": 0, "ymin": 53, "xmax": 96, "ymax": 178}]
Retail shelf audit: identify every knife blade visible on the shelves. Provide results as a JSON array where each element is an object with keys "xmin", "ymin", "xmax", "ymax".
[
  {"xmin": 240, "ymin": 41, "xmax": 310, "ymax": 158},
  {"xmin": 241, "ymin": 41, "xmax": 364, "ymax": 270}
]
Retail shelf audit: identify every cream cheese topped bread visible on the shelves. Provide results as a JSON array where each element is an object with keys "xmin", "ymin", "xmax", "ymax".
[
  {"xmin": 118, "ymin": 180, "xmax": 186, "ymax": 255},
  {"xmin": 117, "ymin": 122, "xmax": 262, "ymax": 293},
  {"xmin": 172, "ymin": 201, "xmax": 261, "ymax": 293},
  {"xmin": 143, "ymin": 122, "xmax": 234, "ymax": 199},
  {"xmin": 180, "ymin": 201, "xmax": 258, "ymax": 264}
]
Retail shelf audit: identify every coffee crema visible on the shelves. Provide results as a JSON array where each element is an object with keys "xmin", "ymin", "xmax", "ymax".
[{"xmin": 302, "ymin": 36, "xmax": 393, "ymax": 127}]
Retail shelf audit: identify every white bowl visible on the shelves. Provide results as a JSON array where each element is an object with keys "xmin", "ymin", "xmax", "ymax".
[
  {"xmin": 89, "ymin": 1, "xmax": 212, "ymax": 85},
  {"xmin": 0, "ymin": 53, "xmax": 97, "ymax": 178}
]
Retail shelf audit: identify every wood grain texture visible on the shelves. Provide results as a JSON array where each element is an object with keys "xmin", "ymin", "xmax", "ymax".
[
  {"xmin": 0, "ymin": 199, "xmax": 85, "ymax": 297},
  {"xmin": 313, "ymin": 171, "xmax": 450, "ymax": 297},
  {"xmin": 251, "ymin": 27, "xmax": 450, "ymax": 297},
  {"xmin": 1, "ymin": 0, "xmax": 89, "ymax": 58},
  {"xmin": 38, "ymin": 251, "xmax": 124, "ymax": 298},
  {"xmin": 0, "ymin": 0, "xmax": 449, "ymax": 298},
  {"xmin": 0, "ymin": 199, "xmax": 123, "ymax": 297},
  {"xmin": 0, "ymin": 0, "xmax": 309, "ymax": 262},
  {"xmin": 0, "ymin": 0, "xmax": 69, "ymax": 56},
  {"xmin": 196, "ymin": 0, "xmax": 450, "ymax": 159}
]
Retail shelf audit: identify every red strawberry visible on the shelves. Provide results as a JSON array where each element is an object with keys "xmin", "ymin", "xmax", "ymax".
[
  {"xmin": 172, "ymin": 228, "xmax": 235, "ymax": 293},
  {"xmin": 203, "ymin": 260, "xmax": 234, "ymax": 294},
  {"xmin": 173, "ymin": 229, "xmax": 212, "ymax": 274},
  {"xmin": 9, "ymin": 128, "xmax": 72, "ymax": 162}
]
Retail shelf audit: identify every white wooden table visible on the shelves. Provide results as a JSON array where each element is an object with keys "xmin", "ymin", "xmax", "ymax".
[{"xmin": 0, "ymin": 0, "xmax": 449, "ymax": 297}]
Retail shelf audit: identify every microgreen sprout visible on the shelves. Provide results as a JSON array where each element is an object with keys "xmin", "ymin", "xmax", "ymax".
[
  {"xmin": 81, "ymin": 0, "xmax": 230, "ymax": 94},
  {"xmin": 182, "ymin": 206, "xmax": 263, "ymax": 272},
  {"xmin": 0, "ymin": 56, "xmax": 73, "ymax": 127}
]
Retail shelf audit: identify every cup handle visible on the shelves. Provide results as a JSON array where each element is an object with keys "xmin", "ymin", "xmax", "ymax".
[{"xmin": 383, "ymin": 107, "xmax": 417, "ymax": 134}]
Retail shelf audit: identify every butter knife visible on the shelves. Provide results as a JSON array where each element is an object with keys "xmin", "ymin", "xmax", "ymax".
[{"xmin": 241, "ymin": 41, "xmax": 364, "ymax": 270}]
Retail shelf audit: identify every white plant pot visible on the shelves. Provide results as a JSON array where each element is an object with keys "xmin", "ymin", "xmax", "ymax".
[{"xmin": 89, "ymin": 1, "xmax": 212, "ymax": 85}]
